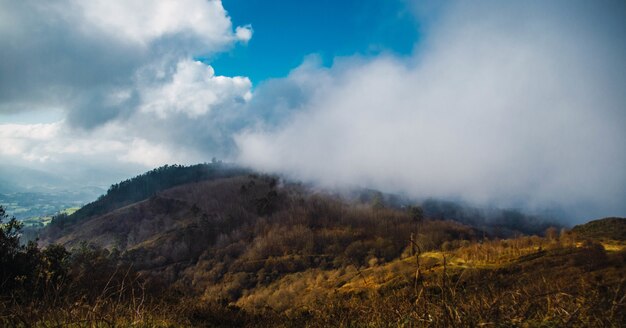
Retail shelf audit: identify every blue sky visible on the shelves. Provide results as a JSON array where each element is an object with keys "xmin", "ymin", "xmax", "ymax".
[{"xmin": 210, "ymin": 0, "xmax": 420, "ymax": 82}]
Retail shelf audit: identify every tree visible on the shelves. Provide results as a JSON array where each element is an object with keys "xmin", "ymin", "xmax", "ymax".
[
  {"xmin": 0, "ymin": 205, "xmax": 22, "ymax": 258},
  {"xmin": 371, "ymin": 192, "xmax": 385, "ymax": 210},
  {"xmin": 0, "ymin": 204, "xmax": 39, "ymax": 294},
  {"xmin": 408, "ymin": 205, "xmax": 424, "ymax": 223},
  {"xmin": 545, "ymin": 226, "xmax": 558, "ymax": 241}
]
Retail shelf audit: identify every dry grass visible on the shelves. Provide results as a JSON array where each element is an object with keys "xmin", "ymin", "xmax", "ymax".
[{"xmin": 2, "ymin": 238, "xmax": 624, "ymax": 327}]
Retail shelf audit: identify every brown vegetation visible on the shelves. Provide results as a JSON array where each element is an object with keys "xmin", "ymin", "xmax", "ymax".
[{"xmin": 2, "ymin": 175, "xmax": 625, "ymax": 327}]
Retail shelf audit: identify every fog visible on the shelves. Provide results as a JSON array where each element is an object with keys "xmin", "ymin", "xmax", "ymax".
[{"xmin": 236, "ymin": 1, "xmax": 626, "ymax": 223}]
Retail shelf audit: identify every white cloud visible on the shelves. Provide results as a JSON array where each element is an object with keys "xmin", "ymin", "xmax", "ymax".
[
  {"xmin": 236, "ymin": 1, "xmax": 626, "ymax": 221},
  {"xmin": 0, "ymin": 122, "xmax": 62, "ymax": 161},
  {"xmin": 0, "ymin": 122, "xmax": 115, "ymax": 162},
  {"xmin": 139, "ymin": 59, "xmax": 252, "ymax": 118},
  {"xmin": 235, "ymin": 25, "xmax": 253, "ymax": 43},
  {"xmin": 119, "ymin": 139, "xmax": 178, "ymax": 167},
  {"xmin": 0, "ymin": 120, "xmax": 200, "ymax": 170},
  {"xmin": 0, "ymin": 122, "xmax": 59, "ymax": 141},
  {"xmin": 67, "ymin": 0, "xmax": 239, "ymax": 49}
]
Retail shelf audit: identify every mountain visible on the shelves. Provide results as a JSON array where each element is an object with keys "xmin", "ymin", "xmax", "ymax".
[
  {"xmin": 41, "ymin": 174, "xmax": 278, "ymax": 251},
  {"xmin": 49, "ymin": 162, "xmax": 251, "ymax": 228},
  {"xmin": 6, "ymin": 167, "xmax": 623, "ymax": 327},
  {"xmin": 39, "ymin": 172, "xmax": 481, "ymax": 298}
]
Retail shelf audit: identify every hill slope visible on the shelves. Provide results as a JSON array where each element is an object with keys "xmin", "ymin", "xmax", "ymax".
[
  {"xmin": 572, "ymin": 217, "xmax": 626, "ymax": 241},
  {"xmin": 49, "ymin": 162, "xmax": 250, "ymax": 228},
  {"xmin": 41, "ymin": 174, "xmax": 480, "ymax": 295}
]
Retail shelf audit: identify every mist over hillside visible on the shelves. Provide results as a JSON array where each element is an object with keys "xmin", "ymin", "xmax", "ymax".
[
  {"xmin": 24, "ymin": 163, "xmax": 561, "ymax": 239},
  {"xmin": 234, "ymin": 1, "xmax": 626, "ymax": 223}
]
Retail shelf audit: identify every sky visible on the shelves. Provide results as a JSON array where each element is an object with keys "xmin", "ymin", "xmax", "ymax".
[
  {"xmin": 211, "ymin": 0, "xmax": 420, "ymax": 82},
  {"xmin": 0, "ymin": 0, "xmax": 625, "ymax": 223}
]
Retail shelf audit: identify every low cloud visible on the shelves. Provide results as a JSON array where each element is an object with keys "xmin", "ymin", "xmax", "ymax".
[
  {"xmin": 139, "ymin": 59, "xmax": 251, "ymax": 119},
  {"xmin": 0, "ymin": 121, "xmax": 193, "ymax": 168},
  {"xmin": 236, "ymin": 1, "xmax": 626, "ymax": 222}
]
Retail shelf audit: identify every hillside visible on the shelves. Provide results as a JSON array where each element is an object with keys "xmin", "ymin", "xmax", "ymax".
[
  {"xmin": 572, "ymin": 217, "xmax": 626, "ymax": 241},
  {"xmin": 42, "ymin": 174, "xmax": 478, "ymax": 282},
  {"xmin": 3, "ymin": 171, "xmax": 623, "ymax": 327},
  {"xmin": 48, "ymin": 162, "xmax": 250, "ymax": 229}
]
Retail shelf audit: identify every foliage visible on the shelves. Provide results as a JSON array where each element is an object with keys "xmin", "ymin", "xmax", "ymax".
[
  {"xmin": 572, "ymin": 217, "xmax": 626, "ymax": 241},
  {"xmin": 0, "ymin": 205, "xmax": 162, "ymax": 326},
  {"xmin": 407, "ymin": 205, "xmax": 424, "ymax": 223}
]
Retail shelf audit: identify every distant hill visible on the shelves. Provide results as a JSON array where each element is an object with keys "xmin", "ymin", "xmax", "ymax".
[
  {"xmin": 49, "ymin": 162, "xmax": 251, "ymax": 228},
  {"xmin": 421, "ymin": 199, "xmax": 561, "ymax": 236},
  {"xmin": 0, "ymin": 164, "xmax": 70, "ymax": 192},
  {"xmin": 572, "ymin": 217, "xmax": 626, "ymax": 241}
]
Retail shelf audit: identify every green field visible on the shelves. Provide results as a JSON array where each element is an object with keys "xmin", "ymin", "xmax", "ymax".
[
  {"xmin": 0, "ymin": 189, "xmax": 98, "ymax": 222},
  {"xmin": 19, "ymin": 207, "xmax": 80, "ymax": 227}
]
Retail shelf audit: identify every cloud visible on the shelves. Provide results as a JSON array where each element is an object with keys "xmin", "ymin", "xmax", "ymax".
[
  {"xmin": 0, "ymin": 0, "xmax": 250, "ymax": 127},
  {"xmin": 235, "ymin": 0, "xmax": 626, "ymax": 221},
  {"xmin": 139, "ymin": 59, "xmax": 251, "ymax": 118},
  {"xmin": 118, "ymin": 139, "xmax": 182, "ymax": 167},
  {"xmin": 68, "ymin": 0, "xmax": 236, "ymax": 47},
  {"xmin": 0, "ymin": 119, "xmax": 208, "ymax": 185},
  {"xmin": 1, "ymin": 0, "xmax": 624, "ymax": 222},
  {"xmin": 0, "ymin": 0, "xmax": 254, "ymax": 185},
  {"xmin": 235, "ymin": 25, "xmax": 254, "ymax": 43}
]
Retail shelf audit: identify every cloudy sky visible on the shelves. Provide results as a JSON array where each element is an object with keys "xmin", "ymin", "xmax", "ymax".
[{"xmin": 1, "ymin": 0, "xmax": 625, "ymax": 221}]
